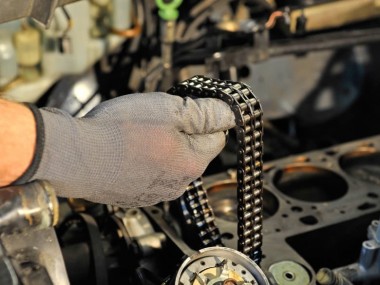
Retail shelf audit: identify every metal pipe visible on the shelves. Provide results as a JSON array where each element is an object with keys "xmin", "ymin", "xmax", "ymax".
[{"xmin": 0, "ymin": 180, "xmax": 58, "ymax": 235}]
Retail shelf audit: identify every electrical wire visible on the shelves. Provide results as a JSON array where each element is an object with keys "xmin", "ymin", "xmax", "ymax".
[
  {"xmin": 109, "ymin": 17, "xmax": 141, "ymax": 38},
  {"xmin": 176, "ymin": 0, "xmax": 229, "ymax": 42},
  {"xmin": 127, "ymin": 0, "xmax": 147, "ymax": 53},
  {"xmin": 182, "ymin": 11, "xmax": 212, "ymax": 42},
  {"xmin": 265, "ymin": 10, "xmax": 284, "ymax": 29},
  {"xmin": 109, "ymin": 0, "xmax": 142, "ymax": 39},
  {"xmin": 190, "ymin": 0, "xmax": 219, "ymax": 18}
]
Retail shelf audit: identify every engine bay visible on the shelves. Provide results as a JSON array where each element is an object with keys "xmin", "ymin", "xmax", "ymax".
[
  {"xmin": 1, "ymin": 1, "xmax": 380, "ymax": 285},
  {"xmin": 51, "ymin": 135, "xmax": 380, "ymax": 285}
]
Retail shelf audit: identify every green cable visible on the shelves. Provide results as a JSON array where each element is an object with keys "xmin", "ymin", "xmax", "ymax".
[{"xmin": 155, "ymin": 0, "xmax": 183, "ymax": 21}]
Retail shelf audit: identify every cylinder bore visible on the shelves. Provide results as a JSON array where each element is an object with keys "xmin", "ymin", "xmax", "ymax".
[
  {"xmin": 273, "ymin": 165, "xmax": 348, "ymax": 202},
  {"xmin": 206, "ymin": 181, "xmax": 279, "ymax": 222},
  {"xmin": 340, "ymin": 146, "xmax": 380, "ymax": 186}
]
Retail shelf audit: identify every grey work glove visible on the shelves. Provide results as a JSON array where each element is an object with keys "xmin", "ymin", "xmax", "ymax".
[{"xmin": 20, "ymin": 92, "xmax": 235, "ymax": 207}]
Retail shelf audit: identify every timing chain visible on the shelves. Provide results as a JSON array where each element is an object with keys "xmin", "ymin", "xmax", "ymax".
[
  {"xmin": 168, "ymin": 75, "xmax": 264, "ymax": 263},
  {"xmin": 182, "ymin": 178, "xmax": 223, "ymax": 248}
]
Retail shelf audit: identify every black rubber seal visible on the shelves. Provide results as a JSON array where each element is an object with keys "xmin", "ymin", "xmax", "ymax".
[{"xmin": 12, "ymin": 104, "xmax": 45, "ymax": 185}]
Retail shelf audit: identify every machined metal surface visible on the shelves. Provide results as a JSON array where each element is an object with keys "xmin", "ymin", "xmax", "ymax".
[
  {"xmin": 316, "ymin": 268, "xmax": 354, "ymax": 285},
  {"xmin": 1, "ymin": 228, "xmax": 70, "ymax": 285},
  {"xmin": 169, "ymin": 76, "xmax": 264, "ymax": 262},
  {"xmin": 358, "ymin": 218, "xmax": 380, "ymax": 280},
  {"xmin": 0, "ymin": 180, "xmax": 58, "ymax": 235},
  {"xmin": 0, "ymin": 181, "xmax": 68, "ymax": 285},
  {"xmin": 203, "ymin": 135, "xmax": 380, "ymax": 285},
  {"xmin": 269, "ymin": 260, "xmax": 310, "ymax": 285},
  {"xmin": 174, "ymin": 247, "xmax": 270, "ymax": 285},
  {"xmin": 206, "ymin": 176, "xmax": 279, "ymax": 223},
  {"xmin": 113, "ymin": 208, "xmax": 166, "ymax": 257},
  {"xmin": 144, "ymin": 206, "xmax": 196, "ymax": 258}
]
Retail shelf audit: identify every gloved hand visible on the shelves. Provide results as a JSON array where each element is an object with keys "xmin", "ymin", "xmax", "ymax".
[{"xmin": 20, "ymin": 93, "xmax": 235, "ymax": 207}]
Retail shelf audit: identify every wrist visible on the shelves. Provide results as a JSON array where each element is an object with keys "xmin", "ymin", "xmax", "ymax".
[
  {"xmin": 30, "ymin": 108, "xmax": 123, "ymax": 199},
  {"xmin": 11, "ymin": 104, "xmax": 45, "ymax": 185},
  {"xmin": 0, "ymin": 100, "xmax": 37, "ymax": 186}
]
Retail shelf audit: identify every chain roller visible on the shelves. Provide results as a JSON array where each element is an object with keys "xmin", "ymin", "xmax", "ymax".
[{"xmin": 168, "ymin": 75, "xmax": 264, "ymax": 263}]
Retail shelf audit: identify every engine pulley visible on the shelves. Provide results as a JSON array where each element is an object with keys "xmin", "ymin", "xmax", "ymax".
[{"xmin": 173, "ymin": 247, "xmax": 270, "ymax": 285}]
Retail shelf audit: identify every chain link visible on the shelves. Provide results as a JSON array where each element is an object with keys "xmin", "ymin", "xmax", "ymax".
[{"xmin": 168, "ymin": 75, "xmax": 264, "ymax": 263}]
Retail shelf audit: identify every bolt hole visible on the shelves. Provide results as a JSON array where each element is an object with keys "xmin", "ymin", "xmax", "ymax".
[
  {"xmin": 275, "ymin": 228, "xmax": 281, "ymax": 232},
  {"xmin": 221, "ymin": 232, "xmax": 234, "ymax": 240},
  {"xmin": 340, "ymin": 210, "xmax": 345, "ymax": 214},
  {"xmin": 358, "ymin": 202, "xmax": 376, "ymax": 211},
  {"xmin": 368, "ymin": 192, "xmax": 379, "ymax": 199},
  {"xmin": 284, "ymin": 272, "xmax": 295, "ymax": 281},
  {"xmin": 291, "ymin": 206, "xmax": 303, "ymax": 213},
  {"xmin": 241, "ymin": 270, "xmax": 246, "ymax": 275},
  {"xmin": 300, "ymin": 215, "xmax": 318, "ymax": 225},
  {"xmin": 20, "ymin": 261, "xmax": 34, "ymax": 269},
  {"xmin": 282, "ymin": 214, "xmax": 288, "ymax": 218},
  {"xmin": 200, "ymin": 261, "xmax": 206, "ymax": 266}
]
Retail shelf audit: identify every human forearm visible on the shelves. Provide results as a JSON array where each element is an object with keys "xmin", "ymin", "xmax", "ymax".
[
  {"xmin": 0, "ymin": 93, "xmax": 235, "ymax": 207},
  {"xmin": 0, "ymin": 99, "xmax": 36, "ymax": 186}
]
